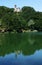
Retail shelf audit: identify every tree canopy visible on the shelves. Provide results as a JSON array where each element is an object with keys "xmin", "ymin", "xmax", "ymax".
[{"xmin": 0, "ymin": 6, "xmax": 42, "ymax": 32}]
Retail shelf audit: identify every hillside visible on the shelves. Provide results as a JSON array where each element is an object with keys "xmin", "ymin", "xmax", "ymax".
[{"xmin": 0, "ymin": 6, "xmax": 42, "ymax": 32}]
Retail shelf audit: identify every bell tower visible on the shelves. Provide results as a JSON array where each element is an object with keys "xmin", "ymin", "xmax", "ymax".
[
  {"xmin": 14, "ymin": 5, "xmax": 17, "ymax": 12},
  {"xmin": 14, "ymin": 5, "xmax": 21, "ymax": 12},
  {"xmin": 14, "ymin": 5, "xmax": 17, "ymax": 8}
]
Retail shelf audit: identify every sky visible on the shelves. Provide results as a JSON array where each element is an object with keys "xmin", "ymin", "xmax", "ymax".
[{"xmin": 0, "ymin": 0, "xmax": 42, "ymax": 12}]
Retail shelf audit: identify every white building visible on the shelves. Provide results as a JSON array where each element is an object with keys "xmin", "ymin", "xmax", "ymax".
[{"xmin": 14, "ymin": 5, "xmax": 21, "ymax": 12}]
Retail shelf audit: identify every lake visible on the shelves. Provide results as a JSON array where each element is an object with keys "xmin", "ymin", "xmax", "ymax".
[{"xmin": 0, "ymin": 32, "xmax": 42, "ymax": 65}]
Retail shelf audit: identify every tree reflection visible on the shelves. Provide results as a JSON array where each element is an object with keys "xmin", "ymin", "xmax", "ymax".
[{"xmin": 0, "ymin": 33, "xmax": 42, "ymax": 56}]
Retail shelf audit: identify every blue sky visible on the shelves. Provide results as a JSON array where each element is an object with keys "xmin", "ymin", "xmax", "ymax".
[{"xmin": 0, "ymin": 0, "xmax": 42, "ymax": 11}]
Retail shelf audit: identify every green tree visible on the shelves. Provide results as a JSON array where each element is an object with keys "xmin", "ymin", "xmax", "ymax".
[
  {"xmin": 21, "ymin": 6, "xmax": 35, "ymax": 22},
  {"xmin": 2, "ymin": 13, "xmax": 14, "ymax": 31},
  {"xmin": 12, "ymin": 13, "xmax": 27, "ymax": 32}
]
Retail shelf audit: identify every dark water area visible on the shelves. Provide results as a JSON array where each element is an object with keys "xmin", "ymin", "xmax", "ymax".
[{"xmin": 0, "ymin": 32, "xmax": 42, "ymax": 65}]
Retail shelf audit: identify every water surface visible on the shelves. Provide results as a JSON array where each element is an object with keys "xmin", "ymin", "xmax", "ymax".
[
  {"xmin": 0, "ymin": 49, "xmax": 42, "ymax": 65},
  {"xmin": 0, "ymin": 32, "xmax": 42, "ymax": 65}
]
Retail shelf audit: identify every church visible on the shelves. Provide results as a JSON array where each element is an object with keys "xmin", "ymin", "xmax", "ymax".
[{"xmin": 14, "ymin": 5, "xmax": 21, "ymax": 12}]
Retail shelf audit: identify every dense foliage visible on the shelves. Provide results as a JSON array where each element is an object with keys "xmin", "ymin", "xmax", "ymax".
[{"xmin": 0, "ymin": 6, "xmax": 42, "ymax": 32}]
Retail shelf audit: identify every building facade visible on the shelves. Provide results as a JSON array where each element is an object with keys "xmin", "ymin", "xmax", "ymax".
[{"xmin": 14, "ymin": 5, "xmax": 21, "ymax": 12}]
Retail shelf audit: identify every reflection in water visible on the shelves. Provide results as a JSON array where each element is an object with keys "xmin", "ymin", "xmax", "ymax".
[
  {"xmin": 28, "ymin": 39, "xmax": 35, "ymax": 44},
  {"xmin": 0, "ymin": 33, "xmax": 42, "ymax": 55},
  {"xmin": 28, "ymin": 33, "xmax": 36, "ymax": 45},
  {"xmin": 14, "ymin": 50, "xmax": 22, "ymax": 58},
  {"xmin": 0, "ymin": 50, "xmax": 42, "ymax": 65},
  {"xmin": 28, "ymin": 34, "xmax": 35, "ymax": 45}
]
